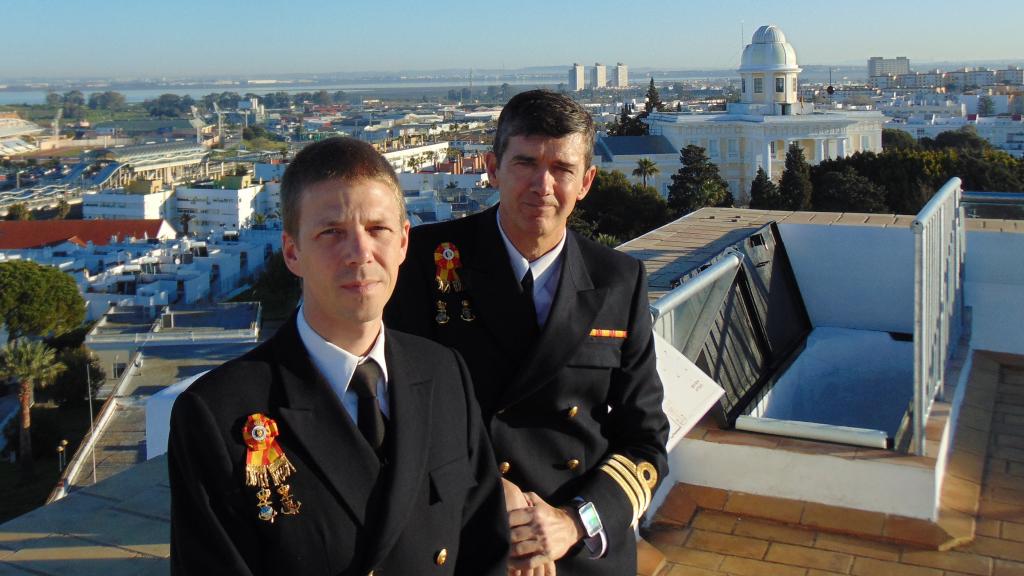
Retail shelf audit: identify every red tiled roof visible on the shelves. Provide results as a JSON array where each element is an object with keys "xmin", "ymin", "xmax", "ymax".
[{"xmin": 0, "ymin": 219, "xmax": 175, "ymax": 249}]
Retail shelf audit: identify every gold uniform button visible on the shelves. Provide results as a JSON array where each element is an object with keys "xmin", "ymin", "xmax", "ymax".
[
  {"xmin": 499, "ymin": 461, "xmax": 511, "ymax": 475},
  {"xmin": 435, "ymin": 548, "xmax": 448, "ymax": 566},
  {"xmin": 567, "ymin": 405, "xmax": 579, "ymax": 418},
  {"xmin": 566, "ymin": 458, "xmax": 580, "ymax": 471}
]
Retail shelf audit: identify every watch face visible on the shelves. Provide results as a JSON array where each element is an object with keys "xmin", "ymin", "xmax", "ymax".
[{"xmin": 578, "ymin": 501, "xmax": 602, "ymax": 538}]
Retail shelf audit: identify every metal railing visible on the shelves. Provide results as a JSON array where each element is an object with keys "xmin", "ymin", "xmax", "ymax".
[
  {"xmin": 911, "ymin": 177, "xmax": 966, "ymax": 455},
  {"xmin": 649, "ymin": 252, "xmax": 743, "ymax": 360}
]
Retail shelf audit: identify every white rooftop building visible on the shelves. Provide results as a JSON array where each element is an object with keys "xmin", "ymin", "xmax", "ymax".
[{"xmin": 646, "ymin": 25, "xmax": 885, "ymax": 203}]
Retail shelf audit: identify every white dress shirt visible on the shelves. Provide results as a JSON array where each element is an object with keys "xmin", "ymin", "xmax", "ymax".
[
  {"xmin": 496, "ymin": 210, "xmax": 566, "ymax": 328},
  {"xmin": 296, "ymin": 305, "xmax": 390, "ymax": 422}
]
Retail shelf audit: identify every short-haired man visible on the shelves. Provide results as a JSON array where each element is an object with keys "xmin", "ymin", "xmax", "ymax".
[
  {"xmin": 169, "ymin": 137, "xmax": 508, "ymax": 575},
  {"xmin": 387, "ymin": 90, "xmax": 669, "ymax": 574}
]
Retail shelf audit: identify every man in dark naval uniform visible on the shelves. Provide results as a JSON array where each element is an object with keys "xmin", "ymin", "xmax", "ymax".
[
  {"xmin": 168, "ymin": 137, "xmax": 508, "ymax": 575},
  {"xmin": 387, "ymin": 90, "xmax": 670, "ymax": 575}
]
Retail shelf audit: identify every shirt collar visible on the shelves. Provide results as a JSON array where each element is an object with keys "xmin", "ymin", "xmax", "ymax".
[
  {"xmin": 496, "ymin": 209, "xmax": 567, "ymax": 283},
  {"xmin": 295, "ymin": 305, "xmax": 389, "ymax": 395}
]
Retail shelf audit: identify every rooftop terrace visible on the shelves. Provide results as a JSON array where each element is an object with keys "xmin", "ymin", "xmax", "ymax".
[{"xmin": 1, "ymin": 199, "xmax": 1022, "ymax": 575}]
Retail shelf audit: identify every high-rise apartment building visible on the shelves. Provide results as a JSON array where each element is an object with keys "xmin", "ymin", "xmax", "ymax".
[
  {"xmin": 569, "ymin": 63, "xmax": 585, "ymax": 92},
  {"xmin": 868, "ymin": 56, "xmax": 911, "ymax": 77},
  {"xmin": 614, "ymin": 62, "xmax": 628, "ymax": 88},
  {"xmin": 590, "ymin": 63, "xmax": 607, "ymax": 89}
]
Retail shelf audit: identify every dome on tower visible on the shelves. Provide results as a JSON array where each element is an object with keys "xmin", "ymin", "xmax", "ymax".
[{"xmin": 740, "ymin": 25, "xmax": 800, "ymax": 73}]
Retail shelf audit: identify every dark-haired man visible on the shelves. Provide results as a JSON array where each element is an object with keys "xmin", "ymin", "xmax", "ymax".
[
  {"xmin": 387, "ymin": 90, "xmax": 669, "ymax": 575},
  {"xmin": 169, "ymin": 137, "xmax": 508, "ymax": 575}
]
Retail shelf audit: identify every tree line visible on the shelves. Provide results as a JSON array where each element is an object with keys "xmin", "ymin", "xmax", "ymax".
[
  {"xmin": 750, "ymin": 127, "xmax": 1024, "ymax": 213},
  {"xmin": 1, "ymin": 260, "xmax": 96, "ymax": 483}
]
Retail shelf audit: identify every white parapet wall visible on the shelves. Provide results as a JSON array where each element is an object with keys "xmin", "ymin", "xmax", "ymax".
[{"xmin": 964, "ymin": 230, "xmax": 1024, "ymax": 356}]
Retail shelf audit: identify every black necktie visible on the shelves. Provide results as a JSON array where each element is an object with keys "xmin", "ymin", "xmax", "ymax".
[
  {"xmin": 349, "ymin": 360, "xmax": 386, "ymax": 457},
  {"xmin": 521, "ymin": 269, "xmax": 539, "ymax": 335}
]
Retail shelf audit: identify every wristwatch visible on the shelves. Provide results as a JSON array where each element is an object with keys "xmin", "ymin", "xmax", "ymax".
[{"xmin": 573, "ymin": 499, "xmax": 607, "ymax": 558}]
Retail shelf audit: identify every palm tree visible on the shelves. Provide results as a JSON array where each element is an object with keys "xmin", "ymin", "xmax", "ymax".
[
  {"xmin": 405, "ymin": 155, "xmax": 423, "ymax": 173},
  {"xmin": 423, "ymin": 150, "xmax": 438, "ymax": 168},
  {"xmin": 0, "ymin": 340, "xmax": 66, "ymax": 481},
  {"xmin": 632, "ymin": 158, "xmax": 660, "ymax": 189},
  {"xmin": 250, "ymin": 212, "xmax": 268, "ymax": 229},
  {"xmin": 445, "ymin": 147, "xmax": 463, "ymax": 162}
]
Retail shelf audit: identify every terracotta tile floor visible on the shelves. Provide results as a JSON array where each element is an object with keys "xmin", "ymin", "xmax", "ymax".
[{"xmin": 639, "ymin": 355, "xmax": 1024, "ymax": 576}]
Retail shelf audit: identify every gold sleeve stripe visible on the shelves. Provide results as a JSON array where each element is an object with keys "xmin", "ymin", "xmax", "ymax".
[
  {"xmin": 605, "ymin": 458, "xmax": 648, "ymax": 519},
  {"xmin": 609, "ymin": 454, "xmax": 650, "ymax": 510},
  {"xmin": 608, "ymin": 454, "xmax": 659, "ymax": 518},
  {"xmin": 599, "ymin": 463, "xmax": 639, "ymax": 522}
]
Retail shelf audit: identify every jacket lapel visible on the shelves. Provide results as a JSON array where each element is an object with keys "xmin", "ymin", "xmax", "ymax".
[
  {"xmin": 365, "ymin": 331, "xmax": 433, "ymax": 568},
  {"xmin": 459, "ymin": 207, "xmax": 532, "ymax": 359},
  {"xmin": 500, "ymin": 233, "xmax": 607, "ymax": 408},
  {"xmin": 271, "ymin": 315, "xmax": 382, "ymax": 528}
]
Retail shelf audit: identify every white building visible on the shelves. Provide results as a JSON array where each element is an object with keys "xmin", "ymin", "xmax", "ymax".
[
  {"xmin": 868, "ymin": 56, "xmax": 910, "ymax": 78},
  {"xmin": 83, "ymin": 180, "xmax": 175, "ymax": 222},
  {"xmin": 613, "ymin": 63, "xmax": 628, "ymax": 88},
  {"xmin": 569, "ymin": 63, "xmax": 586, "ymax": 92},
  {"xmin": 175, "ymin": 174, "xmax": 262, "ymax": 237},
  {"xmin": 645, "ymin": 25, "xmax": 884, "ymax": 203},
  {"xmin": 384, "ymin": 142, "xmax": 453, "ymax": 173},
  {"xmin": 997, "ymin": 66, "xmax": 1024, "ymax": 85},
  {"xmin": 590, "ymin": 63, "xmax": 607, "ymax": 89}
]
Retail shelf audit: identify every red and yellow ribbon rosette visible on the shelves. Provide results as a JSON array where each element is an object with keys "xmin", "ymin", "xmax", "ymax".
[
  {"xmin": 243, "ymin": 413, "xmax": 296, "ymax": 489},
  {"xmin": 433, "ymin": 242, "xmax": 464, "ymax": 292}
]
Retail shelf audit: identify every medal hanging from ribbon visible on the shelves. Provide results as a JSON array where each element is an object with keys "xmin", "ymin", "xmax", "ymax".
[
  {"xmin": 243, "ymin": 413, "xmax": 301, "ymax": 522},
  {"xmin": 433, "ymin": 242, "xmax": 463, "ymax": 293}
]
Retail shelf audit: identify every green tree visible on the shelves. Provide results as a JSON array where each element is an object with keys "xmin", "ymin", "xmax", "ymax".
[
  {"xmin": 445, "ymin": 147, "xmax": 463, "ymax": 161},
  {"xmin": 882, "ymin": 128, "xmax": 918, "ymax": 151},
  {"xmin": 5, "ymin": 203, "xmax": 31, "ymax": 221},
  {"xmin": 87, "ymin": 91, "xmax": 126, "ymax": 111},
  {"xmin": 178, "ymin": 212, "xmax": 194, "ymax": 236},
  {"xmin": 145, "ymin": 93, "xmax": 195, "ymax": 118},
  {"xmin": 977, "ymin": 95, "xmax": 995, "ymax": 117},
  {"xmin": 45, "ymin": 92, "xmax": 62, "ymax": 108},
  {"xmin": 0, "ymin": 340, "xmax": 66, "ymax": 481},
  {"xmin": 313, "ymin": 90, "xmax": 332, "ymax": 107},
  {"xmin": 812, "ymin": 167, "xmax": 889, "ymax": 213},
  {"xmin": 56, "ymin": 198, "xmax": 70, "ymax": 219},
  {"xmin": 607, "ymin": 105, "xmax": 646, "ymax": 136},
  {"xmin": 667, "ymin": 145, "xmax": 732, "ymax": 215},
  {"xmin": 778, "ymin": 142, "xmax": 813, "ymax": 210},
  {"xmin": 644, "ymin": 79, "xmax": 664, "ymax": 114},
  {"xmin": 576, "ymin": 169, "xmax": 672, "ymax": 241},
  {"xmin": 406, "ymin": 155, "xmax": 424, "ymax": 172},
  {"xmin": 62, "ymin": 90, "xmax": 85, "ymax": 118},
  {"xmin": 748, "ymin": 166, "xmax": 783, "ymax": 209},
  {"xmin": 568, "ymin": 209, "xmax": 596, "ymax": 238},
  {"xmin": 48, "ymin": 345, "xmax": 104, "ymax": 407},
  {"xmin": 249, "ymin": 251, "xmax": 301, "ymax": 317},
  {"xmin": 0, "ymin": 260, "xmax": 85, "ymax": 344},
  {"xmin": 926, "ymin": 126, "xmax": 990, "ymax": 152},
  {"xmin": 632, "ymin": 158, "xmax": 660, "ymax": 188}
]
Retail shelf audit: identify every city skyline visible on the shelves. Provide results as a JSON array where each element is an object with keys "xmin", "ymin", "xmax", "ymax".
[{"xmin": 3, "ymin": 0, "xmax": 1024, "ymax": 80}]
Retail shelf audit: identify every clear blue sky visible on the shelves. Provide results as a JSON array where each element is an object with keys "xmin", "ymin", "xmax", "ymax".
[{"xmin": 3, "ymin": 0, "xmax": 1023, "ymax": 78}]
